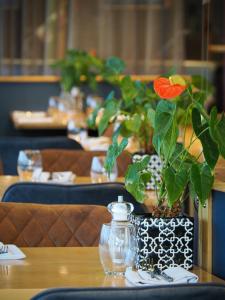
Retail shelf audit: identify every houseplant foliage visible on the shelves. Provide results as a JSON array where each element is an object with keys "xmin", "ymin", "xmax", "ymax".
[
  {"xmin": 52, "ymin": 49, "xmax": 104, "ymax": 92},
  {"xmin": 93, "ymin": 75, "xmax": 159, "ymax": 153},
  {"xmin": 52, "ymin": 49, "xmax": 125, "ymax": 93},
  {"xmin": 104, "ymin": 75, "xmax": 225, "ymax": 217}
]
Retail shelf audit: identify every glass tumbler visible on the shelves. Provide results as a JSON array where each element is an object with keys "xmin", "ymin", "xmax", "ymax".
[
  {"xmin": 99, "ymin": 223, "xmax": 136, "ymax": 276},
  {"xmin": 90, "ymin": 156, "xmax": 118, "ymax": 183},
  {"xmin": 17, "ymin": 150, "xmax": 42, "ymax": 182}
]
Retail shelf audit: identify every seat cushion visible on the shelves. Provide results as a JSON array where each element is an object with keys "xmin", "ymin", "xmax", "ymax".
[
  {"xmin": 0, "ymin": 202, "xmax": 110, "ymax": 247},
  {"xmin": 41, "ymin": 149, "xmax": 132, "ymax": 177}
]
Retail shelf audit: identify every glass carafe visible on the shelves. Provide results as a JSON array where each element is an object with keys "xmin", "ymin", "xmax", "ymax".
[{"xmin": 99, "ymin": 196, "xmax": 136, "ymax": 276}]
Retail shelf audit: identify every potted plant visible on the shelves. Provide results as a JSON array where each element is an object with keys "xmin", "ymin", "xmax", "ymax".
[
  {"xmin": 86, "ymin": 56, "xmax": 126, "ymax": 136},
  {"xmin": 102, "ymin": 74, "xmax": 225, "ymax": 270},
  {"xmin": 52, "ymin": 49, "xmax": 104, "ymax": 93}
]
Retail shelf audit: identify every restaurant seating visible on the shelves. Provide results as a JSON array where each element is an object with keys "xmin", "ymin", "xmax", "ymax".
[
  {"xmin": 212, "ymin": 189, "xmax": 225, "ymax": 280},
  {"xmin": 41, "ymin": 149, "xmax": 132, "ymax": 176},
  {"xmin": 31, "ymin": 283, "xmax": 225, "ymax": 300},
  {"xmin": 2, "ymin": 182, "xmax": 146, "ymax": 213},
  {"xmin": 0, "ymin": 202, "xmax": 110, "ymax": 246},
  {"xmin": 0, "ymin": 136, "xmax": 83, "ymax": 175}
]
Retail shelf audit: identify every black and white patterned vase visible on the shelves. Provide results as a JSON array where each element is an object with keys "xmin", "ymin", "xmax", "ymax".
[
  {"xmin": 132, "ymin": 214, "xmax": 194, "ymax": 271},
  {"xmin": 132, "ymin": 154, "xmax": 163, "ymax": 190}
]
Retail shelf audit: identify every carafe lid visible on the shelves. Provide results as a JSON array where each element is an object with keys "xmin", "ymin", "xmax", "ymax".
[{"xmin": 107, "ymin": 195, "xmax": 134, "ymax": 221}]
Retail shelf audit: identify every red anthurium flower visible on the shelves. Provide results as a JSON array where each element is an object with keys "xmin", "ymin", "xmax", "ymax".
[
  {"xmin": 89, "ymin": 49, "xmax": 97, "ymax": 57},
  {"xmin": 153, "ymin": 75, "xmax": 187, "ymax": 99}
]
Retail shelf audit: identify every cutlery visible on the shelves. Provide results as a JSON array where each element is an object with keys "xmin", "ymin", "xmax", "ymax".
[
  {"xmin": 0, "ymin": 245, "xmax": 8, "ymax": 254},
  {"xmin": 153, "ymin": 266, "xmax": 174, "ymax": 282},
  {"xmin": 146, "ymin": 258, "xmax": 161, "ymax": 280}
]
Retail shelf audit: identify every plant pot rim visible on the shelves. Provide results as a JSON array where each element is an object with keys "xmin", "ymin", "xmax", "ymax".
[{"xmin": 132, "ymin": 212, "xmax": 193, "ymax": 220}]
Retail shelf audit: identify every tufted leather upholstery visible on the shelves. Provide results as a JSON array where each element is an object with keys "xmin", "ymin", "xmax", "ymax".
[
  {"xmin": 31, "ymin": 284, "xmax": 225, "ymax": 300},
  {"xmin": 0, "ymin": 136, "xmax": 83, "ymax": 175},
  {"xmin": 0, "ymin": 202, "xmax": 110, "ymax": 247},
  {"xmin": 2, "ymin": 182, "xmax": 146, "ymax": 213},
  {"xmin": 41, "ymin": 149, "xmax": 132, "ymax": 177}
]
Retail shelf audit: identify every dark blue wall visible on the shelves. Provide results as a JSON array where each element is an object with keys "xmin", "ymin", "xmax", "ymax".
[
  {"xmin": 0, "ymin": 81, "xmax": 117, "ymax": 137},
  {"xmin": 0, "ymin": 82, "xmax": 60, "ymax": 136}
]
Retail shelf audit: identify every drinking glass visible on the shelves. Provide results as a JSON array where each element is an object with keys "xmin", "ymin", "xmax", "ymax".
[
  {"xmin": 99, "ymin": 223, "xmax": 136, "ymax": 276},
  {"xmin": 90, "ymin": 156, "xmax": 118, "ymax": 183},
  {"xmin": 17, "ymin": 150, "xmax": 42, "ymax": 182},
  {"xmin": 48, "ymin": 96, "xmax": 60, "ymax": 117}
]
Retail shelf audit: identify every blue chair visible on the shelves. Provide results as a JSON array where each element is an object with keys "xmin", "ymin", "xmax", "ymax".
[
  {"xmin": 2, "ymin": 182, "xmax": 146, "ymax": 214},
  {"xmin": 212, "ymin": 189, "xmax": 225, "ymax": 280},
  {"xmin": 31, "ymin": 284, "xmax": 225, "ymax": 300},
  {"xmin": 0, "ymin": 136, "xmax": 83, "ymax": 175}
]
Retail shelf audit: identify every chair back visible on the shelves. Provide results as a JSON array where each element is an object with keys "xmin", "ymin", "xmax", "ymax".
[
  {"xmin": 31, "ymin": 284, "xmax": 225, "ymax": 300},
  {"xmin": 0, "ymin": 202, "xmax": 110, "ymax": 247},
  {"xmin": 0, "ymin": 136, "xmax": 83, "ymax": 175},
  {"xmin": 2, "ymin": 182, "xmax": 146, "ymax": 213},
  {"xmin": 41, "ymin": 149, "xmax": 132, "ymax": 177}
]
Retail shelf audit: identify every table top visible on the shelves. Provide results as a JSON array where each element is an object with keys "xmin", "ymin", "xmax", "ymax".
[
  {"xmin": 11, "ymin": 110, "xmax": 87, "ymax": 130},
  {"xmin": 0, "ymin": 247, "xmax": 224, "ymax": 300}
]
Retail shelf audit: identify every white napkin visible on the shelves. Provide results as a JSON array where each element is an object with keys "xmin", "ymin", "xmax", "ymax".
[
  {"xmin": 69, "ymin": 133, "xmax": 110, "ymax": 151},
  {"xmin": 51, "ymin": 171, "xmax": 76, "ymax": 183},
  {"xmin": 39, "ymin": 172, "xmax": 76, "ymax": 184},
  {"xmin": 0, "ymin": 244, "xmax": 26, "ymax": 260},
  {"xmin": 125, "ymin": 267, "xmax": 198, "ymax": 286}
]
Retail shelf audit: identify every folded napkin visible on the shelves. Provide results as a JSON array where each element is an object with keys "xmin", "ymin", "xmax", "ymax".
[
  {"xmin": 39, "ymin": 171, "xmax": 76, "ymax": 184},
  {"xmin": 69, "ymin": 133, "xmax": 111, "ymax": 151},
  {"xmin": 125, "ymin": 267, "xmax": 198, "ymax": 286},
  {"xmin": 16, "ymin": 116, "xmax": 53, "ymax": 124},
  {"xmin": 0, "ymin": 243, "xmax": 26, "ymax": 260}
]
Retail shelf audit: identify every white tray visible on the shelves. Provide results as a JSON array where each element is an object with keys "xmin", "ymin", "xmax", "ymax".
[{"xmin": 0, "ymin": 245, "xmax": 26, "ymax": 260}]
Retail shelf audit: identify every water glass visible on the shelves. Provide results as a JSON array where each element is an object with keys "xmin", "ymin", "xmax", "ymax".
[
  {"xmin": 17, "ymin": 150, "xmax": 42, "ymax": 182},
  {"xmin": 99, "ymin": 223, "xmax": 136, "ymax": 276},
  {"xmin": 90, "ymin": 156, "xmax": 118, "ymax": 183},
  {"xmin": 48, "ymin": 96, "xmax": 60, "ymax": 117}
]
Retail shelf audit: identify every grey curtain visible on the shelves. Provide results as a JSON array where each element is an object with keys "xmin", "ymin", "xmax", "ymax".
[{"xmin": 0, "ymin": 0, "xmax": 200, "ymax": 75}]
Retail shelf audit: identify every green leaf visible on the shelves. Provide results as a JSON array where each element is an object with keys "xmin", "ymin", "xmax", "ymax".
[
  {"xmin": 98, "ymin": 96, "xmax": 119, "ymax": 135},
  {"xmin": 154, "ymin": 100, "xmax": 176, "ymax": 136},
  {"xmin": 147, "ymin": 108, "xmax": 155, "ymax": 128},
  {"xmin": 104, "ymin": 134, "xmax": 128, "ymax": 175},
  {"xmin": 161, "ymin": 118, "xmax": 178, "ymax": 160},
  {"xmin": 121, "ymin": 76, "xmax": 138, "ymax": 104},
  {"xmin": 210, "ymin": 108, "xmax": 225, "ymax": 159},
  {"xmin": 105, "ymin": 56, "xmax": 125, "ymax": 75},
  {"xmin": 190, "ymin": 163, "xmax": 214, "ymax": 206},
  {"xmin": 86, "ymin": 105, "xmax": 100, "ymax": 129},
  {"xmin": 125, "ymin": 155, "xmax": 151, "ymax": 203},
  {"xmin": 123, "ymin": 114, "xmax": 142, "ymax": 133},
  {"xmin": 164, "ymin": 166, "xmax": 188, "ymax": 207},
  {"xmin": 153, "ymin": 100, "xmax": 177, "ymax": 158},
  {"xmin": 170, "ymin": 143, "xmax": 196, "ymax": 170},
  {"xmin": 192, "ymin": 107, "xmax": 219, "ymax": 169}
]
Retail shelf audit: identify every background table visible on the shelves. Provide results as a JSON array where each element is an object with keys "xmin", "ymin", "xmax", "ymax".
[{"xmin": 0, "ymin": 247, "xmax": 224, "ymax": 300}]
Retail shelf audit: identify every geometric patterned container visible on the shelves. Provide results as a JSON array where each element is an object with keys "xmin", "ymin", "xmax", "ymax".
[
  {"xmin": 132, "ymin": 154, "xmax": 163, "ymax": 190},
  {"xmin": 132, "ymin": 214, "xmax": 194, "ymax": 271}
]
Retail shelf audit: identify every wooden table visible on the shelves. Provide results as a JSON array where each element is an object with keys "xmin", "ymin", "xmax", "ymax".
[
  {"xmin": 11, "ymin": 110, "xmax": 87, "ymax": 130},
  {"xmin": 0, "ymin": 247, "xmax": 224, "ymax": 300}
]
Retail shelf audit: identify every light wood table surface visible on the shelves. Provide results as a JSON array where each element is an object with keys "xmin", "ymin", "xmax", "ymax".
[
  {"xmin": 0, "ymin": 247, "xmax": 224, "ymax": 300},
  {"xmin": 11, "ymin": 110, "xmax": 87, "ymax": 130}
]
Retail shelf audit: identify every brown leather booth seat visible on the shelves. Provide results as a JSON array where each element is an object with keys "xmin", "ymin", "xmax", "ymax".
[
  {"xmin": 41, "ymin": 149, "xmax": 132, "ymax": 177},
  {"xmin": 0, "ymin": 202, "xmax": 110, "ymax": 247}
]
